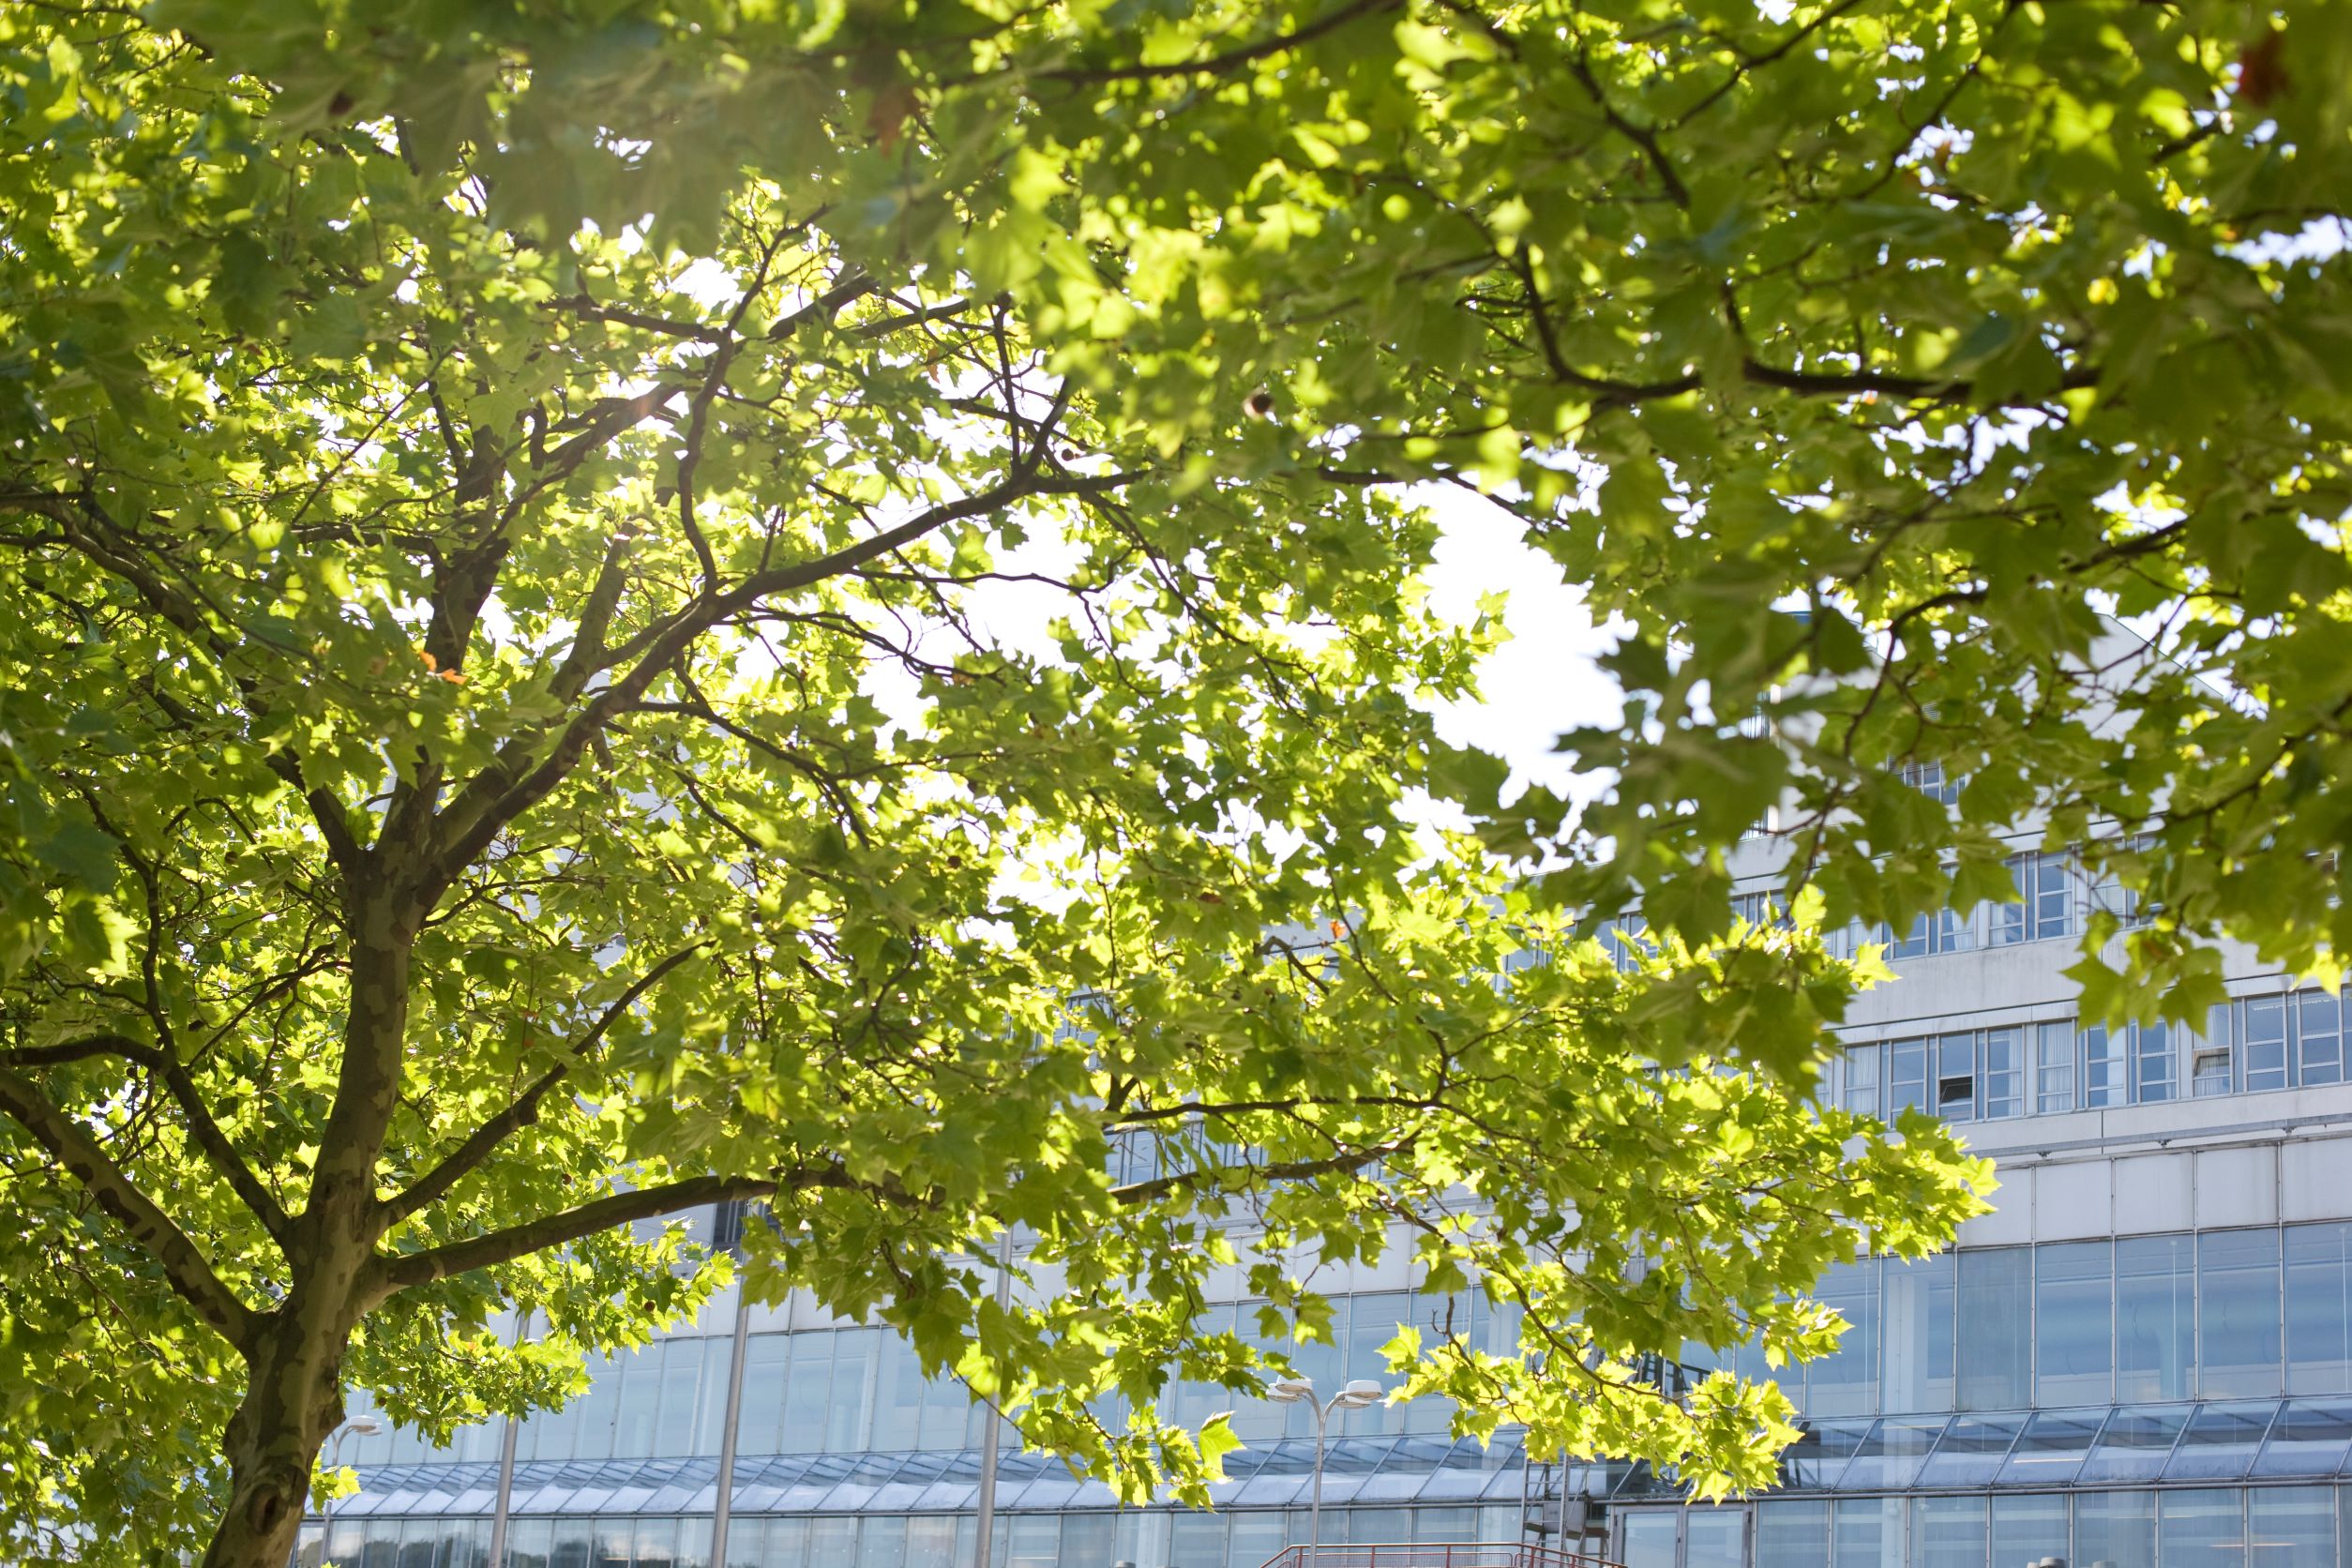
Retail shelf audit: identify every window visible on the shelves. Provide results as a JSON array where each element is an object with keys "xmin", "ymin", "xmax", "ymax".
[
  {"xmin": 2133, "ymin": 1018, "xmax": 2177, "ymax": 1104},
  {"xmin": 2201, "ymin": 1228, "xmax": 2283, "ymax": 1398},
  {"xmin": 1887, "ymin": 1039, "xmax": 1929, "ymax": 1119},
  {"xmin": 2082, "ymin": 1022, "xmax": 2127, "ymax": 1108},
  {"xmin": 1899, "ymin": 760, "xmax": 1964, "ymax": 806},
  {"xmin": 2299, "ymin": 989, "xmax": 2344, "ymax": 1086},
  {"xmin": 1935, "ymin": 1033, "xmax": 1976, "ymax": 1121},
  {"xmin": 1980, "ymin": 1027, "xmax": 2022, "ymax": 1119},
  {"xmin": 1843, "ymin": 1044, "xmax": 1881, "ymax": 1118},
  {"xmin": 2034, "ymin": 1242, "xmax": 2113, "ymax": 1405},
  {"xmin": 1998, "ymin": 852, "xmax": 2073, "ymax": 942},
  {"xmin": 2247, "ymin": 996, "xmax": 2292, "ymax": 1091},
  {"xmin": 1891, "ymin": 912, "xmax": 1933, "ymax": 962},
  {"xmin": 2034, "ymin": 1021, "xmax": 2074, "ymax": 1113},
  {"xmin": 2193, "ymin": 1004, "xmax": 2236, "ymax": 1096}
]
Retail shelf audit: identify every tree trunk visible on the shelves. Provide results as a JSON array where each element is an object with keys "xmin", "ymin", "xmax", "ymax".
[{"xmin": 201, "ymin": 1324, "xmax": 348, "ymax": 1568}]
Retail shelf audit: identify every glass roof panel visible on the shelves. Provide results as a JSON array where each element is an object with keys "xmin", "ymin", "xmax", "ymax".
[
  {"xmin": 1838, "ymin": 1417, "xmax": 1949, "ymax": 1492},
  {"xmin": 1914, "ymin": 1414, "xmax": 2027, "ymax": 1489},
  {"xmin": 1354, "ymin": 1435, "xmax": 1456, "ymax": 1502},
  {"xmin": 2163, "ymin": 1401, "xmax": 2282, "ymax": 1482},
  {"xmin": 2076, "ymin": 1404, "xmax": 2190, "ymax": 1484},
  {"xmin": 1410, "ymin": 1440, "xmax": 1512, "ymax": 1501},
  {"xmin": 1230, "ymin": 1440, "xmax": 1315, "ymax": 1507},
  {"xmin": 2254, "ymin": 1398, "xmax": 2352, "ymax": 1478},
  {"xmin": 1996, "ymin": 1410, "xmax": 2108, "ymax": 1488},
  {"xmin": 1777, "ymin": 1420, "xmax": 1873, "ymax": 1489}
]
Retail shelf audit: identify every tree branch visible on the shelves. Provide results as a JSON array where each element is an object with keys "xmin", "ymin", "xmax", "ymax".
[
  {"xmin": 378, "ymin": 943, "xmax": 708, "ymax": 1228},
  {"xmin": 420, "ymin": 460, "xmax": 1139, "ymax": 898},
  {"xmin": 1025, "ymin": 0, "xmax": 1403, "ymax": 84},
  {"xmin": 0, "ymin": 1068, "xmax": 259, "ymax": 1348},
  {"xmin": 369, "ymin": 1164, "xmax": 869, "ymax": 1297},
  {"xmin": 0, "ymin": 1032, "xmax": 292, "ymax": 1240}
]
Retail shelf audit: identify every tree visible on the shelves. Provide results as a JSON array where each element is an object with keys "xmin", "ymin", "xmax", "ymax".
[{"xmin": 10, "ymin": 0, "xmax": 2341, "ymax": 1560}]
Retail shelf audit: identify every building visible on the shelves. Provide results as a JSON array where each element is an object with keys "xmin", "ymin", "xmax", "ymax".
[{"xmin": 303, "ymin": 800, "xmax": 2352, "ymax": 1568}]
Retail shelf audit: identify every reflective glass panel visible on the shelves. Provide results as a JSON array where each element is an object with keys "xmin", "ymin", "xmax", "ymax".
[
  {"xmin": 1907, "ymin": 1495, "xmax": 1985, "ymax": 1568},
  {"xmin": 779, "ymin": 1334, "xmax": 833, "ymax": 1455},
  {"xmin": 2161, "ymin": 1487, "xmax": 2246, "ymax": 1568},
  {"xmin": 2034, "ymin": 1241, "xmax": 2113, "ymax": 1406},
  {"xmin": 738, "ymin": 1336, "xmax": 788, "ymax": 1457},
  {"xmin": 1832, "ymin": 1498, "xmax": 1902, "ymax": 1568},
  {"xmin": 1684, "ymin": 1510, "xmax": 1744, "ymax": 1568},
  {"xmin": 1955, "ymin": 1249, "xmax": 2029, "ymax": 1410},
  {"xmin": 860, "ymin": 1514, "xmax": 903, "ymax": 1568},
  {"xmin": 805, "ymin": 1519, "xmax": 857, "ymax": 1568},
  {"xmin": 1988, "ymin": 1494, "xmax": 2065, "ymax": 1568},
  {"xmin": 1756, "ymin": 1500, "xmax": 1828, "ymax": 1568},
  {"xmin": 2074, "ymin": 1490, "xmax": 2157, "ymax": 1567},
  {"xmin": 1620, "ymin": 1513, "xmax": 1676, "ymax": 1568},
  {"xmin": 2203, "ymin": 1229, "xmax": 2284, "ymax": 1398},
  {"xmin": 1880, "ymin": 1255, "xmax": 1953, "ymax": 1415},
  {"xmin": 1168, "ymin": 1513, "xmax": 1227, "ymax": 1568},
  {"xmin": 2285, "ymin": 1221, "xmax": 2352, "ymax": 1395},
  {"xmin": 903, "ymin": 1519, "xmax": 957, "ymax": 1568},
  {"xmin": 635, "ymin": 1520, "xmax": 679, "ymax": 1568},
  {"xmin": 2250, "ymin": 1485, "xmax": 2336, "ymax": 1568},
  {"xmin": 2118, "ymin": 1234, "xmax": 2196, "ymax": 1402},
  {"xmin": 1811, "ymin": 1263, "xmax": 1879, "ymax": 1417}
]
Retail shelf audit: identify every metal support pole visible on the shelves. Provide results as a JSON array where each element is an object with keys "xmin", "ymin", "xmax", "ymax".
[
  {"xmin": 1307, "ymin": 1395, "xmax": 1333, "ymax": 1568},
  {"xmin": 706, "ymin": 1284, "xmax": 756, "ymax": 1568},
  {"xmin": 487, "ymin": 1308, "xmax": 529, "ymax": 1567},
  {"xmin": 972, "ymin": 1227, "xmax": 1017, "ymax": 1568}
]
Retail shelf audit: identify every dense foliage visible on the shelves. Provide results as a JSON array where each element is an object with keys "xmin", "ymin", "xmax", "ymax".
[{"xmin": 2, "ymin": 0, "xmax": 2341, "ymax": 1560}]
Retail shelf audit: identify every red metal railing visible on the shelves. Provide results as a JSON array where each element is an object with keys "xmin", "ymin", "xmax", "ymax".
[{"xmin": 1255, "ymin": 1542, "xmax": 1621, "ymax": 1568}]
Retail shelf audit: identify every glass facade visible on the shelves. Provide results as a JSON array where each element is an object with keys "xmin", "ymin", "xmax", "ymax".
[{"xmin": 304, "ymin": 837, "xmax": 2352, "ymax": 1568}]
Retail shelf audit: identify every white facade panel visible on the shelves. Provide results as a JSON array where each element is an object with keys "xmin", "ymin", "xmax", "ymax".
[
  {"xmin": 2194, "ymin": 1144, "xmax": 2279, "ymax": 1229},
  {"xmin": 2032, "ymin": 1158, "xmax": 2111, "ymax": 1240},
  {"xmin": 2113, "ymin": 1152, "xmax": 2194, "ymax": 1235}
]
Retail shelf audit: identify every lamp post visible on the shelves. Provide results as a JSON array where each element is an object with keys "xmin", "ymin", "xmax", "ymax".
[
  {"xmin": 319, "ymin": 1415, "xmax": 384, "ymax": 1558},
  {"xmin": 1265, "ymin": 1377, "xmax": 1387, "ymax": 1568}
]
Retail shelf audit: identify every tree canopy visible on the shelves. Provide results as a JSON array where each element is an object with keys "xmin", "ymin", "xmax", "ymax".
[{"xmin": 0, "ymin": 0, "xmax": 2343, "ymax": 1561}]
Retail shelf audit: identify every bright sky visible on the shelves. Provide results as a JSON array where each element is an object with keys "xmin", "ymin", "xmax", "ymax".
[{"xmin": 1415, "ymin": 483, "xmax": 1622, "ymax": 806}]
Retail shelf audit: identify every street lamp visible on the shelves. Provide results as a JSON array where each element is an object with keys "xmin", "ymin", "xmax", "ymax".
[
  {"xmin": 1266, "ymin": 1377, "xmax": 1387, "ymax": 1568},
  {"xmin": 319, "ymin": 1415, "xmax": 384, "ymax": 1556}
]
